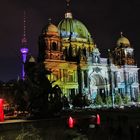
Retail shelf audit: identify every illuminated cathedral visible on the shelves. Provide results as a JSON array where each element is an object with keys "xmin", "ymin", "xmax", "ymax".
[{"xmin": 37, "ymin": 1, "xmax": 139, "ymax": 102}]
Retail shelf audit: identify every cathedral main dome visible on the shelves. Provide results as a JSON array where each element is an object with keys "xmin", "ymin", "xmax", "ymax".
[{"xmin": 58, "ymin": 12, "xmax": 93, "ymax": 43}]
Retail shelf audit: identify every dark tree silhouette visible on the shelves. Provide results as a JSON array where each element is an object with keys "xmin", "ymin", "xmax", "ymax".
[{"xmin": 24, "ymin": 59, "xmax": 64, "ymax": 118}]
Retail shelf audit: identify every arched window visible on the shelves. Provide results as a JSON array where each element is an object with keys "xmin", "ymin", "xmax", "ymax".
[
  {"xmin": 90, "ymin": 74, "xmax": 105, "ymax": 86},
  {"xmin": 83, "ymin": 48, "xmax": 86, "ymax": 57},
  {"xmin": 51, "ymin": 42, "xmax": 57, "ymax": 51}
]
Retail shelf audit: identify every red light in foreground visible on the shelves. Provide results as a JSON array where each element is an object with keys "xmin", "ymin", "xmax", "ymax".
[
  {"xmin": 96, "ymin": 114, "xmax": 100, "ymax": 125},
  {"xmin": 68, "ymin": 116, "xmax": 75, "ymax": 128},
  {"xmin": 0, "ymin": 99, "xmax": 4, "ymax": 122}
]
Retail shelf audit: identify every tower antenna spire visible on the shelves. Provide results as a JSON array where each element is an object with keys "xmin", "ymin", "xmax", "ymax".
[
  {"xmin": 21, "ymin": 10, "xmax": 27, "ymax": 45},
  {"xmin": 120, "ymin": 31, "xmax": 123, "ymax": 37},
  {"xmin": 48, "ymin": 18, "xmax": 52, "ymax": 24}
]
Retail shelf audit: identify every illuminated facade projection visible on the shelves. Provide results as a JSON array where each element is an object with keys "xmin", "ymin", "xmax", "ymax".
[{"xmin": 38, "ymin": 2, "xmax": 139, "ymax": 102}]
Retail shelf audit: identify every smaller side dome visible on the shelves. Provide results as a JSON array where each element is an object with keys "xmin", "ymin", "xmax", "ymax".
[
  {"xmin": 29, "ymin": 56, "xmax": 36, "ymax": 63},
  {"xmin": 48, "ymin": 24, "xmax": 58, "ymax": 33},
  {"xmin": 42, "ymin": 21, "xmax": 59, "ymax": 36},
  {"xmin": 117, "ymin": 32, "xmax": 130, "ymax": 47},
  {"xmin": 93, "ymin": 45, "xmax": 100, "ymax": 54}
]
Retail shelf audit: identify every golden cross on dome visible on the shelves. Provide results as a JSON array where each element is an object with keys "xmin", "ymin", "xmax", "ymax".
[
  {"xmin": 48, "ymin": 18, "xmax": 52, "ymax": 24},
  {"xmin": 66, "ymin": 0, "xmax": 71, "ymax": 6},
  {"xmin": 120, "ymin": 31, "xmax": 123, "ymax": 37},
  {"xmin": 66, "ymin": 0, "xmax": 71, "ymax": 11}
]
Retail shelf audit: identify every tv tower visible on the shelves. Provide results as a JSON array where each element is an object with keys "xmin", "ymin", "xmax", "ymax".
[{"xmin": 20, "ymin": 11, "xmax": 29, "ymax": 80}]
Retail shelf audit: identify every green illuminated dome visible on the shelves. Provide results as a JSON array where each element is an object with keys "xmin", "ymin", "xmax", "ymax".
[{"xmin": 58, "ymin": 12, "xmax": 93, "ymax": 43}]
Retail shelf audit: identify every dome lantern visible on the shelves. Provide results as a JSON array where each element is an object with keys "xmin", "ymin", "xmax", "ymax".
[{"xmin": 65, "ymin": 0, "xmax": 73, "ymax": 18}]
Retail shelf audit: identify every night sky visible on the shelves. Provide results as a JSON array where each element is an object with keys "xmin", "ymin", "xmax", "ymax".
[{"xmin": 0, "ymin": 0, "xmax": 140, "ymax": 81}]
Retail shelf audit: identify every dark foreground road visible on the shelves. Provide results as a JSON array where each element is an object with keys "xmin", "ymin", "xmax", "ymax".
[{"xmin": 0, "ymin": 107, "xmax": 140, "ymax": 140}]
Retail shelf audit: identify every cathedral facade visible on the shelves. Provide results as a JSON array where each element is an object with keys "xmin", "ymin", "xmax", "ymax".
[{"xmin": 38, "ymin": 9, "xmax": 139, "ymax": 102}]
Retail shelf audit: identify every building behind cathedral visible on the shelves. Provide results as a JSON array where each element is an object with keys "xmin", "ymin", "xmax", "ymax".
[{"xmin": 37, "ymin": 5, "xmax": 139, "ymax": 102}]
